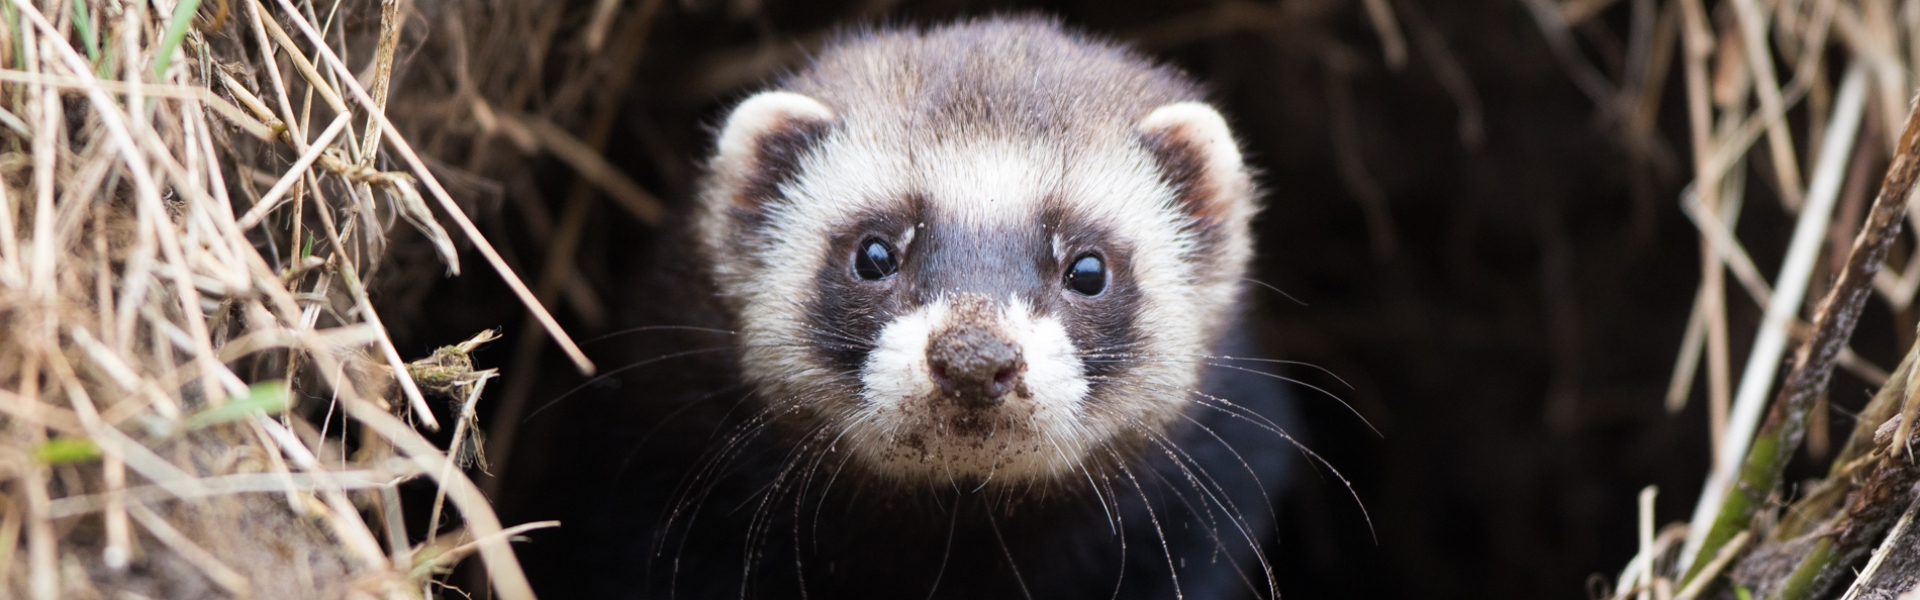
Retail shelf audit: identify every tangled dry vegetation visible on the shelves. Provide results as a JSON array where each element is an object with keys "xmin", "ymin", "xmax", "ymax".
[
  {"xmin": 1531, "ymin": 0, "xmax": 1920, "ymax": 598},
  {"xmin": 0, "ymin": 0, "xmax": 595, "ymax": 597},
  {"xmin": 24, "ymin": 0, "xmax": 1920, "ymax": 597}
]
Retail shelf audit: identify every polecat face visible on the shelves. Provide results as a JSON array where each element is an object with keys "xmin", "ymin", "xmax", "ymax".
[{"xmin": 693, "ymin": 20, "xmax": 1256, "ymax": 485}]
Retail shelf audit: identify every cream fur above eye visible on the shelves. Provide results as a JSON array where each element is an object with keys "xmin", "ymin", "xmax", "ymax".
[{"xmin": 853, "ymin": 237, "xmax": 901, "ymax": 280}]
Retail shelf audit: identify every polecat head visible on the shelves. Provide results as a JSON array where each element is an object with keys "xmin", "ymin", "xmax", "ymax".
[{"xmin": 694, "ymin": 18, "xmax": 1257, "ymax": 485}]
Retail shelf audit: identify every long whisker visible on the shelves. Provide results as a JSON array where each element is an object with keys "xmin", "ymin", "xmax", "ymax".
[
  {"xmin": 1239, "ymin": 277, "xmax": 1308, "ymax": 306},
  {"xmin": 1052, "ymin": 435, "xmax": 1119, "ymax": 536},
  {"xmin": 1075, "ymin": 350, "xmax": 1355, "ymax": 391},
  {"xmin": 924, "ymin": 500, "xmax": 960, "ymax": 600},
  {"xmin": 1134, "ymin": 448, "xmax": 1266, "ymax": 598},
  {"xmin": 793, "ymin": 320, "xmax": 877, "ymax": 349},
  {"xmin": 809, "ymin": 427, "xmax": 866, "ymax": 551},
  {"xmin": 1170, "ymin": 409, "xmax": 1280, "ymax": 535},
  {"xmin": 734, "ymin": 403, "xmax": 843, "ymax": 600},
  {"xmin": 1102, "ymin": 462, "xmax": 1129, "ymax": 600},
  {"xmin": 1097, "ymin": 375, "xmax": 1375, "ymax": 543},
  {"xmin": 1108, "ymin": 448, "xmax": 1185, "ymax": 600},
  {"xmin": 613, "ymin": 382, "xmax": 750, "ymax": 485},
  {"xmin": 655, "ymin": 390, "xmax": 770, "ymax": 597},
  {"xmin": 1179, "ymin": 389, "xmax": 1378, "ymax": 543},
  {"xmin": 731, "ymin": 411, "xmax": 834, "ymax": 516},
  {"xmin": 804, "ymin": 416, "xmax": 881, "ymax": 542},
  {"xmin": 763, "ymin": 420, "xmax": 846, "ymax": 600},
  {"xmin": 523, "ymin": 345, "xmax": 734, "ymax": 421},
  {"xmin": 661, "ymin": 393, "xmax": 802, "ymax": 554},
  {"xmin": 1195, "ymin": 362, "xmax": 1379, "ymax": 437},
  {"xmin": 1137, "ymin": 426, "xmax": 1275, "ymax": 598},
  {"xmin": 585, "ymin": 324, "xmax": 738, "ymax": 345},
  {"xmin": 1203, "ymin": 355, "xmax": 1355, "ymax": 389},
  {"xmin": 970, "ymin": 418, "xmax": 1008, "ymax": 492},
  {"xmin": 983, "ymin": 498, "xmax": 1037, "ymax": 600}
]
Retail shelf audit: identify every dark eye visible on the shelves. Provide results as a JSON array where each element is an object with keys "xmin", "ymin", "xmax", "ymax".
[
  {"xmin": 854, "ymin": 238, "xmax": 900, "ymax": 280},
  {"xmin": 1066, "ymin": 254, "xmax": 1106, "ymax": 296}
]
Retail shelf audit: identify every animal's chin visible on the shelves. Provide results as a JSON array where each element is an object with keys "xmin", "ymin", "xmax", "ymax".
[{"xmin": 828, "ymin": 390, "xmax": 1106, "ymax": 483}]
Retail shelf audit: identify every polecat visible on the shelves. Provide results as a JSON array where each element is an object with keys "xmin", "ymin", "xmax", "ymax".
[{"xmin": 517, "ymin": 16, "xmax": 1305, "ymax": 599}]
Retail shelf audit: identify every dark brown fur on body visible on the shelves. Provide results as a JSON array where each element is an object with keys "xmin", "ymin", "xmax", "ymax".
[{"xmin": 512, "ymin": 17, "xmax": 1302, "ymax": 599}]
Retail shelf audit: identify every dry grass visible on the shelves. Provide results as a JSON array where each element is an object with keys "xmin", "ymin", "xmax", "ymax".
[
  {"xmin": 21, "ymin": 0, "xmax": 1920, "ymax": 596},
  {"xmin": 1525, "ymin": 0, "xmax": 1920, "ymax": 598},
  {"xmin": 0, "ymin": 0, "xmax": 586, "ymax": 597}
]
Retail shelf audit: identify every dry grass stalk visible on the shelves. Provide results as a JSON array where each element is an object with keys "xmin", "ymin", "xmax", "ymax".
[
  {"xmin": 0, "ymin": 0, "xmax": 570, "ymax": 597},
  {"xmin": 1531, "ymin": 0, "xmax": 1920, "ymax": 597},
  {"xmin": 478, "ymin": 0, "xmax": 668, "ymax": 501}
]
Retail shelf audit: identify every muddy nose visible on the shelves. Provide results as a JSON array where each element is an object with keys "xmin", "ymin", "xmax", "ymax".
[{"xmin": 926, "ymin": 323, "xmax": 1026, "ymax": 407}]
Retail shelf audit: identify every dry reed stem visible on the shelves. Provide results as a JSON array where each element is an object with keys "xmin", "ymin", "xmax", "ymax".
[
  {"xmin": 1359, "ymin": 0, "xmax": 1406, "ymax": 70},
  {"xmin": 1676, "ymin": 530, "xmax": 1750, "ymax": 600},
  {"xmin": 328, "ymin": 369, "xmax": 535, "ymax": 599},
  {"xmin": 583, "ymin": 0, "xmax": 624, "ymax": 52},
  {"xmin": 1673, "ymin": 0, "xmax": 1739, "ymax": 473},
  {"xmin": 0, "ymin": 0, "xmax": 568, "ymax": 596},
  {"xmin": 1729, "ymin": 0, "xmax": 1807, "ymax": 209},
  {"xmin": 416, "ymin": 520, "xmax": 560, "ymax": 578},
  {"xmin": 510, "ymin": 113, "xmax": 665, "ymax": 225},
  {"xmin": 47, "ymin": 467, "xmax": 413, "ymax": 517},
  {"xmin": 1611, "ymin": 524, "xmax": 1689, "ymax": 600},
  {"xmin": 1837, "ymin": 494, "xmax": 1920, "ymax": 600},
  {"xmin": 1681, "ymin": 62, "xmax": 1869, "ymax": 569},
  {"xmin": 1391, "ymin": 0, "xmax": 1484, "ymax": 148},
  {"xmin": 269, "ymin": 0, "xmax": 594, "ymax": 377},
  {"xmin": 483, "ymin": 0, "xmax": 666, "ymax": 500},
  {"xmin": 359, "ymin": 0, "xmax": 405, "ymax": 163},
  {"xmin": 1686, "ymin": 67, "xmax": 1920, "ymax": 589},
  {"xmin": 1683, "ymin": 179, "xmax": 1890, "ymax": 386},
  {"xmin": 235, "ymin": 113, "xmax": 350, "ymax": 228},
  {"xmin": 239, "ymin": 0, "xmax": 449, "ymax": 434},
  {"xmin": 1521, "ymin": 0, "xmax": 1622, "ymax": 115},
  {"xmin": 425, "ymin": 365, "xmax": 491, "ymax": 544},
  {"xmin": 1638, "ymin": 486, "xmax": 1658, "ymax": 600},
  {"xmin": 1545, "ymin": 1, "xmax": 1920, "ymax": 594},
  {"xmin": 0, "ymin": 70, "xmax": 271, "ymax": 139}
]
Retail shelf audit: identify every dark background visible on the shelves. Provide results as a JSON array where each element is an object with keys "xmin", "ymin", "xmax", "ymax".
[{"xmin": 373, "ymin": 0, "xmax": 1908, "ymax": 597}]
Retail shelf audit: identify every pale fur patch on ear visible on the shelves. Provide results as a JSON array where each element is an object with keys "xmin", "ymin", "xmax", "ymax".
[
  {"xmin": 710, "ymin": 91, "xmax": 837, "ymax": 209},
  {"xmin": 715, "ymin": 91, "xmax": 835, "ymax": 165},
  {"xmin": 1136, "ymin": 101, "xmax": 1252, "ymax": 224}
]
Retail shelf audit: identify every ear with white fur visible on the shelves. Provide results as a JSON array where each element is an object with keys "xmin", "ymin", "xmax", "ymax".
[
  {"xmin": 712, "ymin": 91, "xmax": 836, "ymax": 209},
  {"xmin": 1135, "ymin": 102, "xmax": 1253, "ymax": 225}
]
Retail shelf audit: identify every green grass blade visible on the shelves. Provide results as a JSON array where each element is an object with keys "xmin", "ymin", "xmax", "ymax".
[
  {"xmin": 183, "ymin": 380, "xmax": 291, "ymax": 430},
  {"xmin": 5, "ymin": 1, "xmax": 21, "ymax": 71},
  {"xmin": 33, "ymin": 438, "xmax": 101, "ymax": 465},
  {"xmin": 70, "ymin": 0, "xmax": 96, "ymax": 62},
  {"xmin": 151, "ymin": 0, "xmax": 203, "ymax": 79}
]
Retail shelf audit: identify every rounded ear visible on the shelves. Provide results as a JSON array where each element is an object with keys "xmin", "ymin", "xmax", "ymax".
[
  {"xmin": 1135, "ymin": 102, "xmax": 1252, "ymax": 224},
  {"xmin": 711, "ymin": 91, "xmax": 837, "ymax": 209}
]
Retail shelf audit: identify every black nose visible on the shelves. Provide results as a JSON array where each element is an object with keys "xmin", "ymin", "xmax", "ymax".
[{"xmin": 926, "ymin": 323, "xmax": 1026, "ymax": 407}]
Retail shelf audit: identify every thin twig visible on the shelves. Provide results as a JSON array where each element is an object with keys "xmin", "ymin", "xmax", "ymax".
[
  {"xmin": 1676, "ymin": 530, "xmax": 1751, "ymax": 600},
  {"xmin": 1359, "ymin": 0, "xmax": 1407, "ymax": 69},
  {"xmin": 1681, "ymin": 62, "xmax": 1870, "ymax": 570},
  {"xmin": 269, "ymin": 0, "xmax": 596, "ymax": 377},
  {"xmin": 1683, "ymin": 73, "xmax": 1920, "ymax": 587},
  {"xmin": 1728, "ymin": 0, "xmax": 1808, "ymax": 208},
  {"xmin": 509, "ymin": 112, "xmax": 665, "ymax": 225}
]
